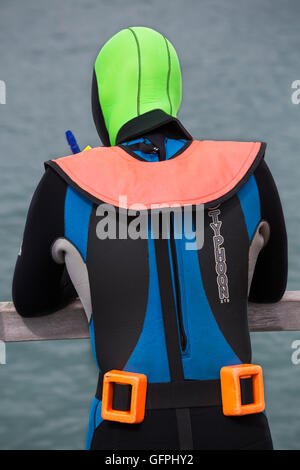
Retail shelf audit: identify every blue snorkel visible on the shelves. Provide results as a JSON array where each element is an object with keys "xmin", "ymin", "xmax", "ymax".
[{"xmin": 65, "ymin": 130, "xmax": 81, "ymax": 154}]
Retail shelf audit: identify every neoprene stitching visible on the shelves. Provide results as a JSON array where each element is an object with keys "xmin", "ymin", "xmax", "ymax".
[
  {"xmin": 128, "ymin": 28, "xmax": 141, "ymax": 116},
  {"xmin": 164, "ymin": 37, "xmax": 172, "ymax": 115}
]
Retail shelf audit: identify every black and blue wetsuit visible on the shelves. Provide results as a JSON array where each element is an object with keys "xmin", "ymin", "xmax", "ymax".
[{"xmin": 12, "ymin": 111, "xmax": 287, "ymax": 450}]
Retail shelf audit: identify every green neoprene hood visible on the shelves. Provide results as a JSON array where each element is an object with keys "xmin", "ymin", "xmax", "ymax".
[{"xmin": 93, "ymin": 27, "xmax": 182, "ymax": 146}]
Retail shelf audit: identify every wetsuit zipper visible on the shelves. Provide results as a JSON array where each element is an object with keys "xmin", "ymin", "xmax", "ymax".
[{"xmin": 169, "ymin": 215, "xmax": 187, "ymax": 352}]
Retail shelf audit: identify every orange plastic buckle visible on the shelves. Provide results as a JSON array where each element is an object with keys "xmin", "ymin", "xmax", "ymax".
[
  {"xmin": 101, "ymin": 370, "xmax": 147, "ymax": 424},
  {"xmin": 220, "ymin": 364, "xmax": 265, "ymax": 416}
]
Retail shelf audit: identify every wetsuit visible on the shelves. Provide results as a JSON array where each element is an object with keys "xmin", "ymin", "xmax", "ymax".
[{"xmin": 12, "ymin": 27, "xmax": 287, "ymax": 450}]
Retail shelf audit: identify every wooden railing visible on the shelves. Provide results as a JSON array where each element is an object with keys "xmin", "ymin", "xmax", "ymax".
[{"xmin": 0, "ymin": 291, "xmax": 300, "ymax": 342}]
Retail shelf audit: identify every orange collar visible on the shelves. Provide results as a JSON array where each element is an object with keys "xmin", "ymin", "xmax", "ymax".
[{"xmin": 46, "ymin": 140, "xmax": 265, "ymax": 209}]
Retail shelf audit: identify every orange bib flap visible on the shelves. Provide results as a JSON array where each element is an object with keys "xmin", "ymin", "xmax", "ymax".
[{"xmin": 46, "ymin": 140, "xmax": 265, "ymax": 209}]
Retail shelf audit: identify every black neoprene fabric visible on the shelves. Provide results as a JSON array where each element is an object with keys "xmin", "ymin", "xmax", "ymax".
[
  {"xmin": 91, "ymin": 70, "xmax": 111, "ymax": 147},
  {"xmin": 12, "ymin": 167, "xmax": 77, "ymax": 317},
  {"xmin": 90, "ymin": 407, "xmax": 273, "ymax": 450},
  {"xmin": 87, "ymin": 205, "xmax": 149, "ymax": 373},
  {"xmin": 250, "ymin": 160, "xmax": 288, "ymax": 302}
]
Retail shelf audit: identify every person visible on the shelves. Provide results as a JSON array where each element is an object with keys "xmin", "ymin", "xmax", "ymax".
[{"xmin": 12, "ymin": 26, "xmax": 287, "ymax": 450}]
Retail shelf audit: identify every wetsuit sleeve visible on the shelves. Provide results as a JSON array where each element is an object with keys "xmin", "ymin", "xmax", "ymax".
[
  {"xmin": 12, "ymin": 167, "xmax": 77, "ymax": 317},
  {"xmin": 249, "ymin": 160, "xmax": 288, "ymax": 303}
]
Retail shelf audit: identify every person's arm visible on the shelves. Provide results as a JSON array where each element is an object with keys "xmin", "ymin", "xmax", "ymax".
[
  {"xmin": 12, "ymin": 167, "xmax": 77, "ymax": 317},
  {"xmin": 249, "ymin": 160, "xmax": 288, "ymax": 303}
]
